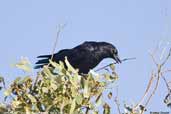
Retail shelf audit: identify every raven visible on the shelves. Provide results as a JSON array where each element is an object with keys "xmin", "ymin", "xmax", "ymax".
[{"xmin": 35, "ymin": 41, "xmax": 121, "ymax": 74}]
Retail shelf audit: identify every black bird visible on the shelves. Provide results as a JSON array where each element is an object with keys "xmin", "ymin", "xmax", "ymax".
[{"xmin": 35, "ymin": 41, "xmax": 121, "ymax": 74}]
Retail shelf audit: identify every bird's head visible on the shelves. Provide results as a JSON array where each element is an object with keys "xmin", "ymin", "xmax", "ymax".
[
  {"xmin": 110, "ymin": 46, "xmax": 121, "ymax": 64},
  {"xmin": 98, "ymin": 42, "xmax": 121, "ymax": 64}
]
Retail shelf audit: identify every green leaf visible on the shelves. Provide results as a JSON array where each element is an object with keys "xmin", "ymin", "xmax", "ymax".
[
  {"xmin": 104, "ymin": 74, "xmax": 111, "ymax": 81},
  {"xmin": 12, "ymin": 100, "xmax": 22, "ymax": 108},
  {"xmin": 43, "ymin": 66, "xmax": 53, "ymax": 77},
  {"xmin": 42, "ymin": 87, "xmax": 49, "ymax": 93},
  {"xmin": 51, "ymin": 82, "xmax": 57, "ymax": 90},
  {"xmin": 4, "ymin": 89, "xmax": 11, "ymax": 97},
  {"xmin": 83, "ymin": 79, "xmax": 89, "ymax": 98},
  {"xmin": 65, "ymin": 57, "xmax": 78, "ymax": 74},
  {"xmin": 13, "ymin": 57, "xmax": 32, "ymax": 72},
  {"xmin": 0, "ymin": 103, "xmax": 7, "ymax": 112},
  {"xmin": 75, "ymin": 95, "xmax": 83, "ymax": 105},
  {"xmin": 95, "ymin": 93, "xmax": 102, "ymax": 108},
  {"xmin": 14, "ymin": 77, "xmax": 21, "ymax": 83},
  {"xmin": 27, "ymin": 94, "xmax": 37, "ymax": 103},
  {"xmin": 108, "ymin": 92, "xmax": 112, "ymax": 99},
  {"xmin": 49, "ymin": 60, "xmax": 63, "ymax": 73},
  {"xmin": 109, "ymin": 64, "xmax": 115, "ymax": 71},
  {"xmin": 103, "ymin": 103, "xmax": 110, "ymax": 114},
  {"xmin": 69, "ymin": 99, "xmax": 76, "ymax": 114},
  {"xmin": 22, "ymin": 76, "xmax": 31, "ymax": 82},
  {"xmin": 104, "ymin": 74, "xmax": 117, "ymax": 81},
  {"xmin": 69, "ymin": 76, "xmax": 79, "ymax": 89},
  {"xmin": 0, "ymin": 76, "xmax": 4, "ymax": 83},
  {"xmin": 93, "ymin": 111, "xmax": 99, "ymax": 114}
]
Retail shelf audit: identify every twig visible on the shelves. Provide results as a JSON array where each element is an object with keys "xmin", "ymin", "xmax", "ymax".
[
  {"xmin": 134, "ymin": 72, "xmax": 155, "ymax": 109},
  {"xmin": 140, "ymin": 71, "xmax": 161, "ymax": 114},
  {"xmin": 133, "ymin": 46, "xmax": 171, "ymax": 114},
  {"xmin": 85, "ymin": 107, "xmax": 90, "ymax": 114},
  {"xmin": 149, "ymin": 52, "xmax": 158, "ymax": 66},
  {"xmin": 0, "ymin": 77, "xmax": 6, "ymax": 89},
  {"xmin": 162, "ymin": 75, "xmax": 171, "ymax": 92},
  {"xmin": 161, "ymin": 48, "xmax": 171, "ymax": 66},
  {"xmin": 144, "ymin": 67, "xmax": 161, "ymax": 108},
  {"xmin": 47, "ymin": 24, "xmax": 66, "ymax": 67},
  {"xmin": 140, "ymin": 48, "xmax": 171, "ymax": 114},
  {"xmin": 60, "ymin": 100, "xmax": 64, "ymax": 114},
  {"xmin": 114, "ymin": 87, "xmax": 121, "ymax": 114},
  {"xmin": 95, "ymin": 57, "xmax": 136, "ymax": 72},
  {"xmin": 161, "ymin": 69, "xmax": 171, "ymax": 74}
]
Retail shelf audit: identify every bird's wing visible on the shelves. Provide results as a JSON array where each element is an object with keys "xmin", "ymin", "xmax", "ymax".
[
  {"xmin": 68, "ymin": 45, "xmax": 97, "ymax": 67},
  {"xmin": 53, "ymin": 49, "xmax": 72, "ymax": 62},
  {"xmin": 35, "ymin": 49, "xmax": 71, "ymax": 69}
]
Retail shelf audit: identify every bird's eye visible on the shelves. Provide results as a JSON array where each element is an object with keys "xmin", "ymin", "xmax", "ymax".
[{"xmin": 113, "ymin": 49, "xmax": 118, "ymax": 55}]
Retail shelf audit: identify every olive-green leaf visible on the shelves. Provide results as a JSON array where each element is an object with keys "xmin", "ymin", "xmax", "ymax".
[
  {"xmin": 75, "ymin": 95, "xmax": 83, "ymax": 105},
  {"xmin": 109, "ymin": 64, "xmax": 115, "ymax": 71},
  {"xmin": 93, "ymin": 111, "xmax": 99, "ymax": 114},
  {"xmin": 42, "ymin": 87, "xmax": 49, "ymax": 93},
  {"xmin": 69, "ymin": 99, "xmax": 76, "ymax": 114},
  {"xmin": 95, "ymin": 94, "xmax": 102, "ymax": 107},
  {"xmin": 51, "ymin": 83, "xmax": 57, "ymax": 90},
  {"xmin": 103, "ymin": 103, "xmax": 110, "ymax": 114},
  {"xmin": 83, "ymin": 79, "xmax": 89, "ymax": 98},
  {"xmin": 4, "ymin": 89, "xmax": 11, "ymax": 97},
  {"xmin": 27, "ymin": 94, "xmax": 37, "ymax": 103},
  {"xmin": 108, "ymin": 92, "xmax": 112, "ymax": 99},
  {"xmin": 65, "ymin": 57, "xmax": 78, "ymax": 74},
  {"xmin": 13, "ymin": 57, "xmax": 32, "ymax": 72}
]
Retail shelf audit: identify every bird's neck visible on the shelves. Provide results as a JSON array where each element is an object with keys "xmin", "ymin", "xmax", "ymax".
[{"xmin": 95, "ymin": 47, "xmax": 111, "ymax": 61}]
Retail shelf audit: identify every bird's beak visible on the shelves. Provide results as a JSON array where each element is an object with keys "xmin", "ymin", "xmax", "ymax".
[{"xmin": 113, "ymin": 55, "xmax": 121, "ymax": 64}]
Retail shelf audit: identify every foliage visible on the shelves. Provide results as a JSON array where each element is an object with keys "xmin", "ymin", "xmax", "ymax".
[
  {"xmin": 0, "ymin": 57, "xmax": 118, "ymax": 114},
  {"xmin": 0, "ymin": 47, "xmax": 171, "ymax": 114}
]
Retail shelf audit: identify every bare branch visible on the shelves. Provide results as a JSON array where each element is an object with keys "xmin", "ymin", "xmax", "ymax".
[
  {"xmin": 95, "ymin": 57, "xmax": 136, "ymax": 72},
  {"xmin": 134, "ymin": 72, "xmax": 155, "ymax": 109},
  {"xmin": 149, "ymin": 52, "xmax": 158, "ymax": 66},
  {"xmin": 47, "ymin": 24, "xmax": 66, "ymax": 67},
  {"xmin": 114, "ymin": 87, "xmax": 121, "ymax": 114},
  {"xmin": 161, "ymin": 75, "xmax": 171, "ymax": 92},
  {"xmin": 144, "ymin": 68, "xmax": 161, "ymax": 108},
  {"xmin": 161, "ymin": 48, "xmax": 171, "ymax": 66},
  {"xmin": 133, "ymin": 46, "xmax": 171, "ymax": 114}
]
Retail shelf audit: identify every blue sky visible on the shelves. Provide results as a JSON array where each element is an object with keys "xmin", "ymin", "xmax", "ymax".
[{"xmin": 0, "ymin": 0, "xmax": 171, "ymax": 113}]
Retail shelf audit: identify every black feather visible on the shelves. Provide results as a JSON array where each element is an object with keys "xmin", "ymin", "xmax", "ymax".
[
  {"xmin": 35, "ymin": 41, "xmax": 121, "ymax": 74},
  {"xmin": 37, "ymin": 55, "xmax": 51, "ymax": 58},
  {"xmin": 35, "ymin": 59, "xmax": 49, "ymax": 64}
]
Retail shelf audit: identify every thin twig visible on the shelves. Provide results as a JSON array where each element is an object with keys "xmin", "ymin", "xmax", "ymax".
[
  {"xmin": 133, "ymin": 46, "xmax": 171, "ymax": 114},
  {"xmin": 162, "ymin": 75, "xmax": 171, "ymax": 92},
  {"xmin": 114, "ymin": 87, "xmax": 121, "ymax": 114},
  {"xmin": 140, "ymin": 72, "xmax": 161, "ymax": 114},
  {"xmin": 47, "ymin": 24, "xmax": 66, "ymax": 67},
  {"xmin": 161, "ymin": 48, "xmax": 171, "ymax": 66},
  {"xmin": 95, "ymin": 57, "xmax": 136, "ymax": 72},
  {"xmin": 1, "ymin": 77, "xmax": 6, "ymax": 89},
  {"xmin": 134, "ymin": 72, "xmax": 155, "ymax": 109},
  {"xmin": 161, "ymin": 69, "xmax": 171, "ymax": 74},
  {"xmin": 140, "ymin": 48, "xmax": 171, "ymax": 114},
  {"xmin": 144, "ymin": 68, "xmax": 161, "ymax": 107},
  {"xmin": 149, "ymin": 52, "xmax": 158, "ymax": 66},
  {"xmin": 85, "ymin": 107, "xmax": 90, "ymax": 114},
  {"xmin": 60, "ymin": 100, "xmax": 64, "ymax": 114}
]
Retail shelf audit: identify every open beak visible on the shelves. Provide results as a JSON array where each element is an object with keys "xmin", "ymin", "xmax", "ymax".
[{"xmin": 114, "ymin": 55, "xmax": 121, "ymax": 64}]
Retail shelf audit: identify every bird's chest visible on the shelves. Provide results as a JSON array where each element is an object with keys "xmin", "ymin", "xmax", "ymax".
[
  {"xmin": 72, "ymin": 54, "xmax": 100, "ymax": 69},
  {"xmin": 66, "ymin": 49, "xmax": 102, "ymax": 73}
]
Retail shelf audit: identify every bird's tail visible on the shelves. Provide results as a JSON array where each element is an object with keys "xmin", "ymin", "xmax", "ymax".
[
  {"xmin": 35, "ymin": 54, "xmax": 51, "ymax": 69},
  {"xmin": 37, "ymin": 54, "xmax": 51, "ymax": 58}
]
